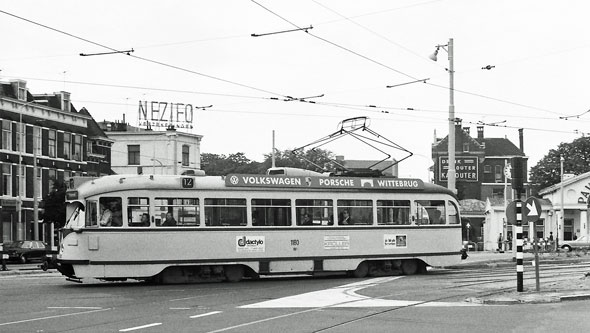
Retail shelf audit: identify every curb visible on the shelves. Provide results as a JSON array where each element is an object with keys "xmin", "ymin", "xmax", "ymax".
[{"xmin": 469, "ymin": 292, "xmax": 590, "ymax": 305}]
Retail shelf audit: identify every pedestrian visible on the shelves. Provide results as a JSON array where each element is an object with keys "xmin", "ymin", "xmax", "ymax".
[
  {"xmin": 497, "ymin": 233, "xmax": 503, "ymax": 252},
  {"xmin": 507, "ymin": 234, "xmax": 513, "ymax": 251}
]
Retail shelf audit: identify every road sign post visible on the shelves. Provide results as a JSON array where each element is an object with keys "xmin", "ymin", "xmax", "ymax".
[{"xmin": 525, "ymin": 196, "xmax": 543, "ymax": 292}]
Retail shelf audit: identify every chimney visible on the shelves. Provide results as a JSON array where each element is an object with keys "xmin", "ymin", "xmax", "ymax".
[
  {"xmin": 519, "ymin": 128, "xmax": 524, "ymax": 153},
  {"xmin": 463, "ymin": 127, "xmax": 470, "ymax": 135},
  {"xmin": 477, "ymin": 126, "xmax": 484, "ymax": 140}
]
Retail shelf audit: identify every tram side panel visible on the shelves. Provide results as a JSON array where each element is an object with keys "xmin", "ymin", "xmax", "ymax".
[{"xmin": 59, "ymin": 225, "xmax": 461, "ymax": 280}]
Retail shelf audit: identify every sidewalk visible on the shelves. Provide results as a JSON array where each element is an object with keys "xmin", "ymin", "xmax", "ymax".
[{"xmin": 448, "ymin": 250, "xmax": 590, "ymax": 304}]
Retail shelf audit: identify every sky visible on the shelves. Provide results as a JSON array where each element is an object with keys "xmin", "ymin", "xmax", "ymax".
[{"xmin": 1, "ymin": 0, "xmax": 589, "ymax": 180}]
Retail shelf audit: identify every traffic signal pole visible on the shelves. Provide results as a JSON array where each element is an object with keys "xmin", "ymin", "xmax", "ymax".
[
  {"xmin": 515, "ymin": 200, "xmax": 524, "ymax": 292},
  {"xmin": 511, "ymin": 157, "xmax": 524, "ymax": 292}
]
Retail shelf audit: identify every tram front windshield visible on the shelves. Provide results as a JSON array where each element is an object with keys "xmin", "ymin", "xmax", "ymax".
[{"xmin": 65, "ymin": 202, "xmax": 85, "ymax": 229}]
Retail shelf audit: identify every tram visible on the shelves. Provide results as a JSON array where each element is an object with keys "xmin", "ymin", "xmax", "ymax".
[{"xmin": 57, "ymin": 168, "xmax": 464, "ymax": 283}]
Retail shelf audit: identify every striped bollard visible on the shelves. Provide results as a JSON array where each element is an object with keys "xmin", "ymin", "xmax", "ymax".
[{"xmin": 515, "ymin": 199, "xmax": 523, "ymax": 292}]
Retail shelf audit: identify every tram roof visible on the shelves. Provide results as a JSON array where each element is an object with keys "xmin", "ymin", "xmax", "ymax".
[{"xmin": 67, "ymin": 173, "xmax": 456, "ymax": 199}]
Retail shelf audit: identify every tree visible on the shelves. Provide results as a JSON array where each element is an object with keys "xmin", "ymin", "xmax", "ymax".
[
  {"xmin": 41, "ymin": 179, "xmax": 67, "ymax": 228},
  {"xmin": 529, "ymin": 136, "xmax": 590, "ymax": 190},
  {"xmin": 258, "ymin": 148, "xmax": 336, "ymax": 173},
  {"xmin": 201, "ymin": 152, "xmax": 261, "ymax": 175}
]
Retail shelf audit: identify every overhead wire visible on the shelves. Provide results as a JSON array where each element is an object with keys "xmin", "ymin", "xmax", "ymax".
[
  {"xmin": 0, "ymin": 9, "xmax": 289, "ymax": 99},
  {"xmin": 1, "ymin": 7, "xmax": 585, "ymax": 135}
]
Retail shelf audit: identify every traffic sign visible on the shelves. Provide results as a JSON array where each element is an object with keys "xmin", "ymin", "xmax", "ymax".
[{"xmin": 524, "ymin": 197, "xmax": 543, "ymax": 222}]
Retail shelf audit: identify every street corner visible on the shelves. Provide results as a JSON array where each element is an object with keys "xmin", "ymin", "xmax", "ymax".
[{"xmin": 467, "ymin": 292, "xmax": 562, "ymax": 305}]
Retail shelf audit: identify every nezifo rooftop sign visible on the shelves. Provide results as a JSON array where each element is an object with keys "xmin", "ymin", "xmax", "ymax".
[{"xmin": 138, "ymin": 100, "xmax": 194, "ymax": 129}]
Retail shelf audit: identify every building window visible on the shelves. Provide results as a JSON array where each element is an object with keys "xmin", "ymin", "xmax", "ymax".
[
  {"xmin": 48, "ymin": 130, "xmax": 56, "ymax": 158},
  {"xmin": 48, "ymin": 169, "xmax": 57, "ymax": 192},
  {"xmin": 73, "ymin": 135, "xmax": 82, "ymax": 161},
  {"xmin": 128, "ymin": 145, "xmax": 140, "ymax": 165},
  {"xmin": 33, "ymin": 127, "xmax": 41, "ymax": 156},
  {"xmin": 484, "ymin": 165, "xmax": 491, "ymax": 173},
  {"xmin": 35, "ymin": 167, "xmax": 42, "ymax": 200},
  {"xmin": 492, "ymin": 188, "xmax": 504, "ymax": 200},
  {"xmin": 182, "ymin": 145, "xmax": 190, "ymax": 166},
  {"xmin": 463, "ymin": 143, "xmax": 469, "ymax": 152},
  {"xmin": 1, "ymin": 164, "xmax": 12, "ymax": 196},
  {"xmin": 1, "ymin": 121, "xmax": 11, "ymax": 150},
  {"xmin": 494, "ymin": 165, "xmax": 502, "ymax": 182},
  {"xmin": 63, "ymin": 133, "xmax": 71, "ymax": 159},
  {"xmin": 17, "ymin": 165, "xmax": 25, "ymax": 197},
  {"xmin": 15, "ymin": 123, "xmax": 24, "ymax": 153}
]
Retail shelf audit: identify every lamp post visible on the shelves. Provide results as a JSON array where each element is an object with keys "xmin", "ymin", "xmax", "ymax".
[{"xmin": 430, "ymin": 38, "xmax": 456, "ymax": 194}]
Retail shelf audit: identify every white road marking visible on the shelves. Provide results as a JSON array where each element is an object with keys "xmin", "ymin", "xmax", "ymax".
[
  {"xmin": 170, "ymin": 307, "xmax": 191, "ymax": 310},
  {"xmin": 240, "ymin": 276, "xmax": 480, "ymax": 308},
  {"xmin": 119, "ymin": 323, "xmax": 162, "ymax": 332},
  {"xmin": 0, "ymin": 308, "xmax": 111, "ymax": 327},
  {"xmin": 189, "ymin": 311, "xmax": 222, "ymax": 319},
  {"xmin": 47, "ymin": 306, "xmax": 103, "ymax": 309}
]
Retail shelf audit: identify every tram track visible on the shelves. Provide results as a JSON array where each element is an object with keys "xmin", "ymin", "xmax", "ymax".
[{"xmin": 311, "ymin": 262, "xmax": 590, "ymax": 332}]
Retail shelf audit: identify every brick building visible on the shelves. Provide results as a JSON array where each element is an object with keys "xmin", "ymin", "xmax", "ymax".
[{"xmin": 0, "ymin": 79, "xmax": 112, "ymax": 242}]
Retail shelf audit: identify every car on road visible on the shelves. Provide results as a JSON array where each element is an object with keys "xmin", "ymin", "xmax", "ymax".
[
  {"xmin": 560, "ymin": 236, "xmax": 590, "ymax": 252},
  {"xmin": 3, "ymin": 240, "xmax": 48, "ymax": 264}
]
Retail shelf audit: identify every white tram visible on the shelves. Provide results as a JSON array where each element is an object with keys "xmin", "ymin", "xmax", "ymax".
[{"xmin": 57, "ymin": 169, "xmax": 464, "ymax": 283}]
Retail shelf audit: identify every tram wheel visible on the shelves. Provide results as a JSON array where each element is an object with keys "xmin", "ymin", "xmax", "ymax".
[
  {"xmin": 224, "ymin": 265, "xmax": 244, "ymax": 282},
  {"xmin": 401, "ymin": 260, "xmax": 418, "ymax": 275},
  {"xmin": 352, "ymin": 261, "xmax": 369, "ymax": 278}
]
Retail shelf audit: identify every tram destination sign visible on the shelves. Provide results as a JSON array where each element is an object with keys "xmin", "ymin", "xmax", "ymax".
[{"xmin": 225, "ymin": 174, "xmax": 424, "ymax": 190}]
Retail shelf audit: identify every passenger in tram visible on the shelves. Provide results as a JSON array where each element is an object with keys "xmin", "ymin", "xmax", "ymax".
[
  {"xmin": 99, "ymin": 203, "xmax": 112, "ymax": 226},
  {"xmin": 109, "ymin": 201, "xmax": 123, "ymax": 227},
  {"xmin": 301, "ymin": 213, "xmax": 312, "ymax": 225},
  {"xmin": 162, "ymin": 212, "xmax": 177, "ymax": 226},
  {"xmin": 140, "ymin": 213, "xmax": 150, "ymax": 227},
  {"xmin": 339, "ymin": 210, "xmax": 353, "ymax": 225}
]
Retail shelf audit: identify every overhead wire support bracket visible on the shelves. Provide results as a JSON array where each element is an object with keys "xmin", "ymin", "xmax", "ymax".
[
  {"xmin": 283, "ymin": 94, "xmax": 324, "ymax": 103},
  {"xmin": 559, "ymin": 108, "xmax": 590, "ymax": 120},
  {"xmin": 80, "ymin": 48, "xmax": 134, "ymax": 56},
  {"xmin": 386, "ymin": 78, "xmax": 430, "ymax": 88},
  {"xmin": 251, "ymin": 25, "xmax": 313, "ymax": 37}
]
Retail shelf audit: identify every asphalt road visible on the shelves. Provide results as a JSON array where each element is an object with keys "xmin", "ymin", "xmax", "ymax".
[{"xmin": 1, "ymin": 263, "xmax": 589, "ymax": 332}]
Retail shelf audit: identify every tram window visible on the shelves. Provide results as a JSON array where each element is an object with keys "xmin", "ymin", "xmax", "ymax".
[
  {"xmin": 86, "ymin": 201, "xmax": 98, "ymax": 227},
  {"xmin": 251, "ymin": 199, "xmax": 291, "ymax": 227},
  {"xmin": 155, "ymin": 198, "xmax": 199, "ymax": 226},
  {"xmin": 295, "ymin": 199, "xmax": 333, "ymax": 226},
  {"xmin": 415, "ymin": 200, "xmax": 446, "ymax": 225},
  {"xmin": 205, "ymin": 198, "xmax": 247, "ymax": 227},
  {"xmin": 448, "ymin": 201, "xmax": 460, "ymax": 224},
  {"xmin": 337, "ymin": 200, "xmax": 373, "ymax": 225},
  {"xmin": 128, "ymin": 197, "xmax": 150, "ymax": 227},
  {"xmin": 99, "ymin": 197, "xmax": 123, "ymax": 227},
  {"xmin": 377, "ymin": 200, "xmax": 410, "ymax": 225}
]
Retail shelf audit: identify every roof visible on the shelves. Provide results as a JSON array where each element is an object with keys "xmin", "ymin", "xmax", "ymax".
[
  {"xmin": 538, "ymin": 170, "xmax": 590, "ymax": 195},
  {"xmin": 481, "ymin": 138, "xmax": 524, "ymax": 157}
]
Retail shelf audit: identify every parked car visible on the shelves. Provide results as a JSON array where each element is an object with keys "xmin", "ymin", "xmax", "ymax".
[
  {"xmin": 561, "ymin": 236, "xmax": 590, "ymax": 252},
  {"xmin": 4, "ymin": 240, "xmax": 48, "ymax": 264}
]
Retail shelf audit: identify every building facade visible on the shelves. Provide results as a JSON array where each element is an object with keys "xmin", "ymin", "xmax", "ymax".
[
  {"xmin": 101, "ymin": 122, "xmax": 203, "ymax": 175},
  {"xmin": 432, "ymin": 119, "xmax": 531, "ymax": 249},
  {"xmin": 0, "ymin": 79, "xmax": 112, "ymax": 243}
]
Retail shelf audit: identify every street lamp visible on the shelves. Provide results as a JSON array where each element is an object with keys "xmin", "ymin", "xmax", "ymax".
[{"xmin": 430, "ymin": 38, "xmax": 456, "ymax": 194}]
